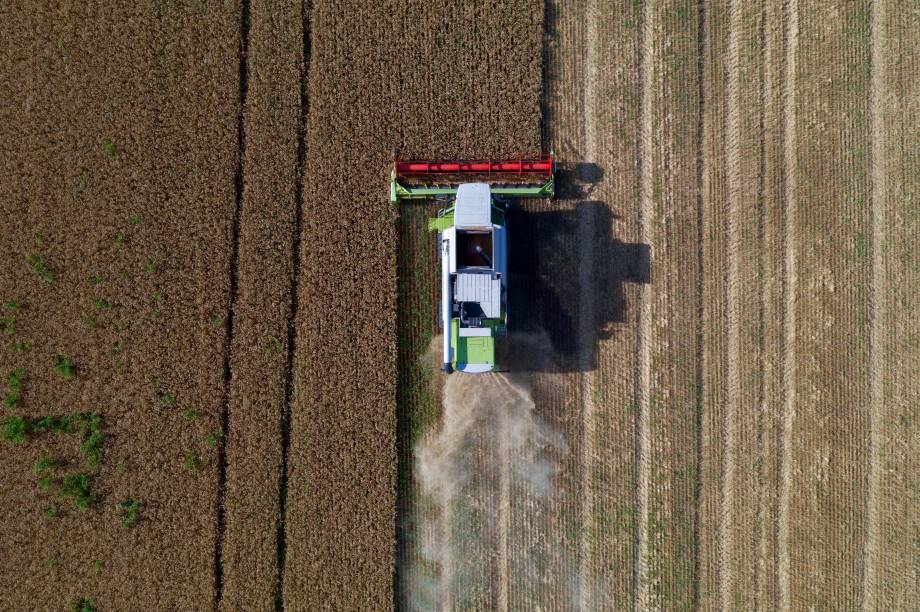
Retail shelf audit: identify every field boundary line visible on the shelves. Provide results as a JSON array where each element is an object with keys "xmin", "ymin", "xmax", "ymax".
[
  {"xmin": 693, "ymin": 1, "xmax": 708, "ymax": 607},
  {"xmin": 751, "ymin": 0, "xmax": 770, "ymax": 604},
  {"xmin": 443, "ymin": 477, "xmax": 453, "ymax": 612},
  {"xmin": 634, "ymin": 0, "xmax": 653, "ymax": 609},
  {"xmin": 577, "ymin": 0, "xmax": 598, "ymax": 609},
  {"xmin": 777, "ymin": 0, "xmax": 798, "ymax": 608},
  {"xmin": 215, "ymin": 0, "xmax": 251, "ymax": 606},
  {"xmin": 862, "ymin": 0, "xmax": 887, "ymax": 608},
  {"xmin": 756, "ymin": 1, "xmax": 784, "ymax": 603},
  {"xmin": 719, "ymin": 1, "xmax": 743, "ymax": 608},
  {"xmin": 276, "ymin": 2, "xmax": 312, "ymax": 609}
]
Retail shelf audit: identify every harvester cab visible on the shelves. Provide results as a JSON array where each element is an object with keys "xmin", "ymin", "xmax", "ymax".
[{"xmin": 391, "ymin": 157, "xmax": 555, "ymax": 373}]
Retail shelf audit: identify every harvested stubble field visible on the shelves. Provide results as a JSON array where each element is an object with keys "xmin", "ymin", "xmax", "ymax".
[{"xmin": 1, "ymin": 0, "xmax": 919, "ymax": 611}]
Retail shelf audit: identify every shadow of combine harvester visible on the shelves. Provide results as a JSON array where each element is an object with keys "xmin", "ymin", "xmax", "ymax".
[{"xmin": 506, "ymin": 162, "xmax": 650, "ymax": 373}]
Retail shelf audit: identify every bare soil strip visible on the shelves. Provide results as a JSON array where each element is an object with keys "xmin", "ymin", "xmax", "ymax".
[
  {"xmin": 863, "ymin": 5, "xmax": 920, "ymax": 609},
  {"xmin": 784, "ymin": 3, "xmax": 872, "ymax": 608},
  {"xmin": 542, "ymin": 1, "xmax": 645, "ymax": 609},
  {"xmin": 862, "ymin": 0, "xmax": 888, "ymax": 606},
  {"xmin": 753, "ymin": 2, "xmax": 788, "ymax": 605},
  {"xmin": 576, "ymin": 2, "xmax": 598, "ymax": 608},
  {"xmin": 719, "ymin": 2, "xmax": 743, "ymax": 606},
  {"xmin": 697, "ymin": 2, "xmax": 772, "ymax": 608},
  {"xmin": 638, "ymin": 3, "xmax": 705, "ymax": 608},
  {"xmin": 218, "ymin": 0, "xmax": 306, "ymax": 609},
  {"xmin": 777, "ymin": 0, "xmax": 799, "ymax": 606},
  {"xmin": 0, "ymin": 2, "xmax": 240, "ymax": 609},
  {"xmin": 697, "ymin": 1, "xmax": 726, "ymax": 604},
  {"xmin": 635, "ymin": 0, "xmax": 654, "ymax": 606}
]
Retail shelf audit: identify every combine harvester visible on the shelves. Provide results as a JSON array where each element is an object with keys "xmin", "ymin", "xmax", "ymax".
[{"xmin": 391, "ymin": 157, "xmax": 555, "ymax": 373}]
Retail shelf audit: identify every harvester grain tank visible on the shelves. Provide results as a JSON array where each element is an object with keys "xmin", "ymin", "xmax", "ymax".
[{"xmin": 391, "ymin": 157, "xmax": 555, "ymax": 373}]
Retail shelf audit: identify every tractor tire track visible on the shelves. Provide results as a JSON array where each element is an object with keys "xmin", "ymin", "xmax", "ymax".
[
  {"xmin": 754, "ymin": 0, "xmax": 781, "ymax": 605},
  {"xmin": 751, "ymin": 10, "xmax": 770, "ymax": 603},
  {"xmin": 862, "ymin": 0, "xmax": 888, "ymax": 607},
  {"xmin": 577, "ymin": 1, "xmax": 598, "ymax": 608},
  {"xmin": 719, "ymin": 1, "xmax": 743, "ymax": 607},
  {"xmin": 634, "ymin": 0, "xmax": 654, "ymax": 608},
  {"xmin": 213, "ymin": 0, "xmax": 317, "ymax": 609},
  {"xmin": 576, "ymin": 204, "xmax": 596, "ymax": 611},
  {"xmin": 496, "ymin": 376, "xmax": 511, "ymax": 612},
  {"xmin": 777, "ymin": 0, "xmax": 799, "ymax": 608},
  {"xmin": 442, "ymin": 482, "xmax": 454, "ymax": 612},
  {"xmin": 213, "ymin": 0, "xmax": 249, "ymax": 601},
  {"xmin": 697, "ymin": 2, "xmax": 722, "ymax": 605}
]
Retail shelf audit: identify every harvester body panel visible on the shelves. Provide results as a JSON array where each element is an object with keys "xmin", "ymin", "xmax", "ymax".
[
  {"xmin": 393, "ymin": 156, "xmax": 554, "ymax": 373},
  {"xmin": 437, "ymin": 186, "xmax": 507, "ymax": 373}
]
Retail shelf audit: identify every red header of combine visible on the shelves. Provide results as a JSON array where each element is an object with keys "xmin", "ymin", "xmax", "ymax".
[{"xmin": 396, "ymin": 157, "xmax": 553, "ymax": 177}]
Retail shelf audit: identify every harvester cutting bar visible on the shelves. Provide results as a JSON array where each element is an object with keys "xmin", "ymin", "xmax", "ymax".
[
  {"xmin": 391, "ymin": 156, "xmax": 555, "ymax": 203},
  {"xmin": 396, "ymin": 157, "xmax": 553, "ymax": 176}
]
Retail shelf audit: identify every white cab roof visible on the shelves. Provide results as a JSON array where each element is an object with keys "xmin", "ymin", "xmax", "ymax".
[{"xmin": 454, "ymin": 183, "xmax": 492, "ymax": 228}]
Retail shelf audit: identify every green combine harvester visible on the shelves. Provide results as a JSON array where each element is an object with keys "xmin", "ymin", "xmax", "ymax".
[{"xmin": 391, "ymin": 157, "xmax": 555, "ymax": 373}]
